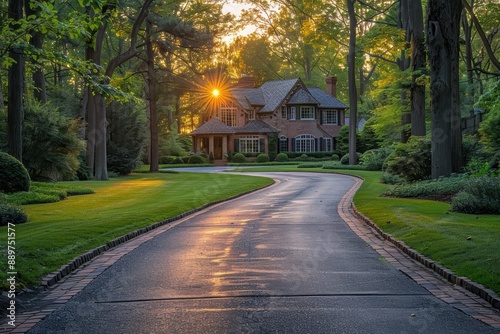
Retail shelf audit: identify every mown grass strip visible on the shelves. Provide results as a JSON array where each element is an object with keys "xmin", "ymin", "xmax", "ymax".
[
  {"xmin": 235, "ymin": 165, "xmax": 500, "ymax": 295},
  {"xmin": 0, "ymin": 172, "xmax": 273, "ymax": 289}
]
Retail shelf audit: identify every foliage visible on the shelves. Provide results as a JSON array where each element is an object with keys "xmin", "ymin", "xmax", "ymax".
[
  {"xmin": 336, "ymin": 126, "xmax": 350, "ymax": 156},
  {"xmin": 0, "ymin": 204, "xmax": 28, "ymax": 226},
  {"xmin": 358, "ymin": 122, "xmax": 381, "ymax": 153},
  {"xmin": 256, "ymin": 153, "xmax": 270, "ymax": 163},
  {"xmin": 267, "ymin": 133, "xmax": 278, "ymax": 161},
  {"xmin": 465, "ymin": 159, "xmax": 499, "ymax": 177},
  {"xmin": 3, "ymin": 182, "xmax": 94, "ymax": 206},
  {"xmin": 380, "ymin": 173, "xmax": 405, "ymax": 185},
  {"xmin": 275, "ymin": 152, "xmax": 289, "ymax": 162},
  {"xmin": 299, "ymin": 154, "xmax": 308, "ymax": 159},
  {"xmin": 478, "ymin": 80, "xmax": 500, "ymax": 154},
  {"xmin": 451, "ymin": 176, "xmax": 500, "ymax": 214},
  {"xmin": 107, "ymin": 102, "xmax": 147, "ymax": 175},
  {"xmin": 0, "ymin": 152, "xmax": 30, "ymax": 193},
  {"xmin": 385, "ymin": 137, "xmax": 431, "ymax": 182},
  {"xmin": 280, "ymin": 151, "xmax": 337, "ymax": 159},
  {"xmin": 187, "ymin": 154, "xmax": 205, "ymax": 164},
  {"xmin": 383, "ymin": 176, "xmax": 467, "ymax": 201},
  {"xmin": 331, "ymin": 154, "xmax": 340, "ymax": 161},
  {"xmin": 22, "ymin": 101, "xmax": 84, "ymax": 181},
  {"xmin": 340, "ymin": 152, "xmax": 362, "ymax": 165},
  {"xmin": 360, "ymin": 147, "xmax": 393, "ymax": 171},
  {"xmin": 297, "ymin": 162, "xmax": 324, "ymax": 168},
  {"xmin": 160, "ymin": 123, "xmax": 187, "ymax": 157},
  {"xmin": 232, "ymin": 153, "xmax": 246, "ymax": 163},
  {"xmin": 322, "ymin": 161, "xmax": 366, "ymax": 170}
]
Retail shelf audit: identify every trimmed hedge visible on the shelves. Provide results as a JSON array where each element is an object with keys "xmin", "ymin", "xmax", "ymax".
[
  {"xmin": 232, "ymin": 153, "xmax": 246, "ymax": 163},
  {"xmin": 188, "ymin": 154, "xmax": 205, "ymax": 164},
  {"xmin": 0, "ymin": 152, "xmax": 30, "ymax": 193},
  {"xmin": 275, "ymin": 153, "xmax": 289, "ymax": 162},
  {"xmin": 451, "ymin": 176, "xmax": 500, "ymax": 214},
  {"xmin": 256, "ymin": 154, "xmax": 270, "ymax": 163},
  {"xmin": 0, "ymin": 204, "xmax": 28, "ymax": 226}
]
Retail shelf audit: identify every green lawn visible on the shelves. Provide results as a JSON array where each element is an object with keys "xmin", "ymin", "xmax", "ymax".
[
  {"xmin": 0, "ymin": 172, "xmax": 273, "ymax": 289},
  {"xmin": 235, "ymin": 166, "xmax": 500, "ymax": 295}
]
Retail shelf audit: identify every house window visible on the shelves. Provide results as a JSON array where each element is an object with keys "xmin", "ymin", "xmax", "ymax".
[
  {"xmin": 322, "ymin": 110, "xmax": 338, "ymax": 125},
  {"xmin": 239, "ymin": 136, "xmax": 260, "ymax": 153},
  {"xmin": 295, "ymin": 134, "xmax": 315, "ymax": 152},
  {"xmin": 300, "ymin": 106, "xmax": 315, "ymax": 120},
  {"xmin": 219, "ymin": 104, "xmax": 237, "ymax": 127},
  {"xmin": 279, "ymin": 136, "xmax": 288, "ymax": 152},
  {"xmin": 281, "ymin": 106, "xmax": 287, "ymax": 119},
  {"xmin": 249, "ymin": 110, "xmax": 256, "ymax": 120},
  {"xmin": 323, "ymin": 138, "xmax": 332, "ymax": 151},
  {"xmin": 289, "ymin": 107, "xmax": 296, "ymax": 120}
]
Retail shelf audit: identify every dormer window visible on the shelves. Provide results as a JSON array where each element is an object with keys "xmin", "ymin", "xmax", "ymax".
[
  {"xmin": 218, "ymin": 104, "xmax": 237, "ymax": 127},
  {"xmin": 249, "ymin": 110, "xmax": 256, "ymax": 120},
  {"xmin": 300, "ymin": 106, "xmax": 315, "ymax": 120}
]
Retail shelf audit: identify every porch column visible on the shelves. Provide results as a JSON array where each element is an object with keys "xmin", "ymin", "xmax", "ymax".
[
  {"xmin": 195, "ymin": 137, "xmax": 201, "ymax": 153},
  {"xmin": 222, "ymin": 135, "xmax": 228, "ymax": 161},
  {"xmin": 209, "ymin": 135, "xmax": 214, "ymax": 156}
]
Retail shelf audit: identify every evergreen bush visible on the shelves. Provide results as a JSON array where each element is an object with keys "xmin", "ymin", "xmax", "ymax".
[
  {"xmin": 0, "ymin": 204, "xmax": 28, "ymax": 226},
  {"xmin": 0, "ymin": 152, "xmax": 30, "ymax": 193},
  {"xmin": 340, "ymin": 152, "xmax": 362, "ymax": 165},
  {"xmin": 232, "ymin": 153, "xmax": 246, "ymax": 163},
  {"xmin": 188, "ymin": 154, "xmax": 205, "ymax": 164},
  {"xmin": 331, "ymin": 154, "xmax": 340, "ymax": 161},
  {"xmin": 385, "ymin": 137, "xmax": 431, "ymax": 182},
  {"xmin": 275, "ymin": 153, "xmax": 289, "ymax": 162},
  {"xmin": 256, "ymin": 153, "xmax": 270, "ymax": 163},
  {"xmin": 451, "ymin": 176, "xmax": 500, "ymax": 214},
  {"xmin": 360, "ymin": 147, "xmax": 393, "ymax": 171}
]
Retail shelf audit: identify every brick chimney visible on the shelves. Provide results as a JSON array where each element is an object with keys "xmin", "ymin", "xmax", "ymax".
[
  {"xmin": 325, "ymin": 76, "xmax": 337, "ymax": 97},
  {"xmin": 237, "ymin": 75, "xmax": 255, "ymax": 88}
]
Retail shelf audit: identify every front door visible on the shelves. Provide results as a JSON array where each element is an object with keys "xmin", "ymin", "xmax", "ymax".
[{"xmin": 214, "ymin": 137, "xmax": 223, "ymax": 159}]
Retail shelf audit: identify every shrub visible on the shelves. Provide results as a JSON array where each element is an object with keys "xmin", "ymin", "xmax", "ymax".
[
  {"xmin": 451, "ymin": 176, "xmax": 500, "ymax": 214},
  {"xmin": 0, "ymin": 152, "xmax": 30, "ymax": 193},
  {"xmin": 331, "ymin": 154, "xmax": 340, "ymax": 161},
  {"xmin": 383, "ymin": 176, "xmax": 467, "ymax": 201},
  {"xmin": 297, "ymin": 162, "xmax": 324, "ymax": 168},
  {"xmin": 275, "ymin": 153, "xmax": 289, "ymax": 162},
  {"xmin": 300, "ymin": 154, "xmax": 308, "ymax": 159},
  {"xmin": 172, "ymin": 157, "xmax": 184, "ymax": 164},
  {"xmin": 159, "ymin": 156, "xmax": 176, "ymax": 164},
  {"xmin": 256, "ymin": 153, "xmax": 270, "ymax": 163},
  {"xmin": 107, "ymin": 102, "xmax": 147, "ymax": 175},
  {"xmin": 340, "ymin": 152, "xmax": 362, "ymax": 165},
  {"xmin": 360, "ymin": 147, "xmax": 393, "ymax": 171},
  {"xmin": 23, "ymin": 100, "xmax": 85, "ymax": 181},
  {"xmin": 380, "ymin": 173, "xmax": 405, "ymax": 185},
  {"xmin": 385, "ymin": 137, "xmax": 431, "ymax": 182},
  {"xmin": 188, "ymin": 154, "xmax": 205, "ymax": 164},
  {"xmin": 232, "ymin": 153, "xmax": 246, "ymax": 163},
  {"xmin": 0, "ymin": 204, "xmax": 28, "ymax": 226}
]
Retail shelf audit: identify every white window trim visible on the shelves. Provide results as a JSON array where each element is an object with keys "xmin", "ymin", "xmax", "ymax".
[
  {"xmin": 322, "ymin": 110, "xmax": 338, "ymax": 125},
  {"xmin": 219, "ymin": 104, "xmax": 237, "ymax": 127},
  {"xmin": 281, "ymin": 106, "xmax": 287, "ymax": 119},
  {"xmin": 290, "ymin": 107, "xmax": 296, "ymax": 120},
  {"xmin": 300, "ymin": 106, "xmax": 315, "ymax": 120},
  {"xmin": 295, "ymin": 134, "xmax": 315, "ymax": 153},
  {"xmin": 239, "ymin": 136, "xmax": 260, "ymax": 153}
]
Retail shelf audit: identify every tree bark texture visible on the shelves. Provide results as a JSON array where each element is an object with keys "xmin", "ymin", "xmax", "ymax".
[
  {"xmin": 147, "ymin": 19, "xmax": 159, "ymax": 173},
  {"xmin": 427, "ymin": 0, "xmax": 463, "ymax": 178},
  {"xmin": 25, "ymin": 0, "xmax": 47, "ymax": 103},
  {"xmin": 347, "ymin": 0, "xmax": 357, "ymax": 165},
  {"xmin": 7, "ymin": 0, "xmax": 24, "ymax": 161},
  {"xmin": 408, "ymin": 0, "xmax": 426, "ymax": 137},
  {"xmin": 398, "ymin": 0, "xmax": 411, "ymax": 143}
]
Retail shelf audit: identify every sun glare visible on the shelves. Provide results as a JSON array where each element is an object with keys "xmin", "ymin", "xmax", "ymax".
[
  {"xmin": 212, "ymin": 89, "xmax": 220, "ymax": 97},
  {"xmin": 188, "ymin": 69, "xmax": 233, "ymax": 117}
]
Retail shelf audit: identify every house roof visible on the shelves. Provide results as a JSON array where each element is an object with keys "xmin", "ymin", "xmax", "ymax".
[
  {"xmin": 235, "ymin": 120, "xmax": 278, "ymax": 134},
  {"xmin": 288, "ymin": 87, "xmax": 319, "ymax": 105},
  {"xmin": 189, "ymin": 118, "xmax": 235, "ymax": 135},
  {"xmin": 259, "ymin": 78, "xmax": 300, "ymax": 112},
  {"xmin": 307, "ymin": 87, "xmax": 347, "ymax": 109}
]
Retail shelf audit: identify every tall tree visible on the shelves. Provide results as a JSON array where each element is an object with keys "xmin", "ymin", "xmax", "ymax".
[
  {"xmin": 427, "ymin": 0, "xmax": 463, "ymax": 178},
  {"xmin": 347, "ymin": 0, "xmax": 357, "ymax": 165},
  {"xmin": 25, "ymin": 0, "xmax": 47, "ymax": 103},
  {"xmin": 7, "ymin": 0, "xmax": 24, "ymax": 161}
]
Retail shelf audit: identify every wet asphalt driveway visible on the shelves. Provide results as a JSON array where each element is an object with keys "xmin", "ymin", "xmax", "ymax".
[{"xmin": 28, "ymin": 171, "xmax": 497, "ymax": 333}]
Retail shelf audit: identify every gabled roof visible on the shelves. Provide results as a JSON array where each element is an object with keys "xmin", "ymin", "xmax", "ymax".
[
  {"xmin": 189, "ymin": 118, "xmax": 235, "ymax": 135},
  {"xmin": 307, "ymin": 87, "xmax": 347, "ymax": 109},
  {"xmin": 235, "ymin": 120, "xmax": 278, "ymax": 133},
  {"xmin": 259, "ymin": 78, "xmax": 300, "ymax": 112},
  {"xmin": 288, "ymin": 87, "xmax": 319, "ymax": 105}
]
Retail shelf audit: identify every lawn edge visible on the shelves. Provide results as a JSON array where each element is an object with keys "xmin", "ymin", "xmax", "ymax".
[
  {"xmin": 345, "ymin": 174, "xmax": 500, "ymax": 311},
  {"xmin": 39, "ymin": 179, "xmax": 276, "ymax": 288}
]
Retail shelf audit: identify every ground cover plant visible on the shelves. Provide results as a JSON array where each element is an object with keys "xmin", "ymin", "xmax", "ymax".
[
  {"xmin": 0, "ymin": 172, "xmax": 273, "ymax": 289},
  {"xmin": 234, "ymin": 165, "xmax": 500, "ymax": 295}
]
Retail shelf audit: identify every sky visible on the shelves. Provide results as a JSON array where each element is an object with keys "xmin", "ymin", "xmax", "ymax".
[{"xmin": 221, "ymin": 1, "xmax": 257, "ymax": 43}]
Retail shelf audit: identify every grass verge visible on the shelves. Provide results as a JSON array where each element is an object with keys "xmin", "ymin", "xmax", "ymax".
[
  {"xmin": 0, "ymin": 172, "xmax": 273, "ymax": 289},
  {"xmin": 234, "ymin": 165, "xmax": 500, "ymax": 295}
]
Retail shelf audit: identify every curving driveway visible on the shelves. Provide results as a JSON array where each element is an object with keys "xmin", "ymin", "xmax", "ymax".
[{"xmin": 27, "ymin": 171, "xmax": 497, "ymax": 333}]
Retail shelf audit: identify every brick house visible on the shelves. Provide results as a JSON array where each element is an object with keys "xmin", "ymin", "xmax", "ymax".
[{"xmin": 190, "ymin": 76, "xmax": 347, "ymax": 164}]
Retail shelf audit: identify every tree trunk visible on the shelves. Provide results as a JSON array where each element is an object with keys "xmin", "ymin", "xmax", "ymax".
[
  {"xmin": 85, "ymin": 45, "xmax": 96, "ymax": 177},
  {"xmin": 25, "ymin": 0, "xmax": 46, "ymax": 103},
  {"xmin": 7, "ymin": 0, "xmax": 24, "ymax": 161},
  {"xmin": 0, "ymin": 70, "xmax": 4, "ymax": 113},
  {"xmin": 427, "ymin": 0, "xmax": 463, "ymax": 178},
  {"xmin": 347, "ymin": 0, "xmax": 357, "ymax": 165},
  {"xmin": 147, "ymin": 19, "xmax": 159, "ymax": 173},
  {"xmin": 398, "ymin": 0, "xmax": 411, "ymax": 143},
  {"xmin": 409, "ymin": 0, "xmax": 426, "ymax": 136}
]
